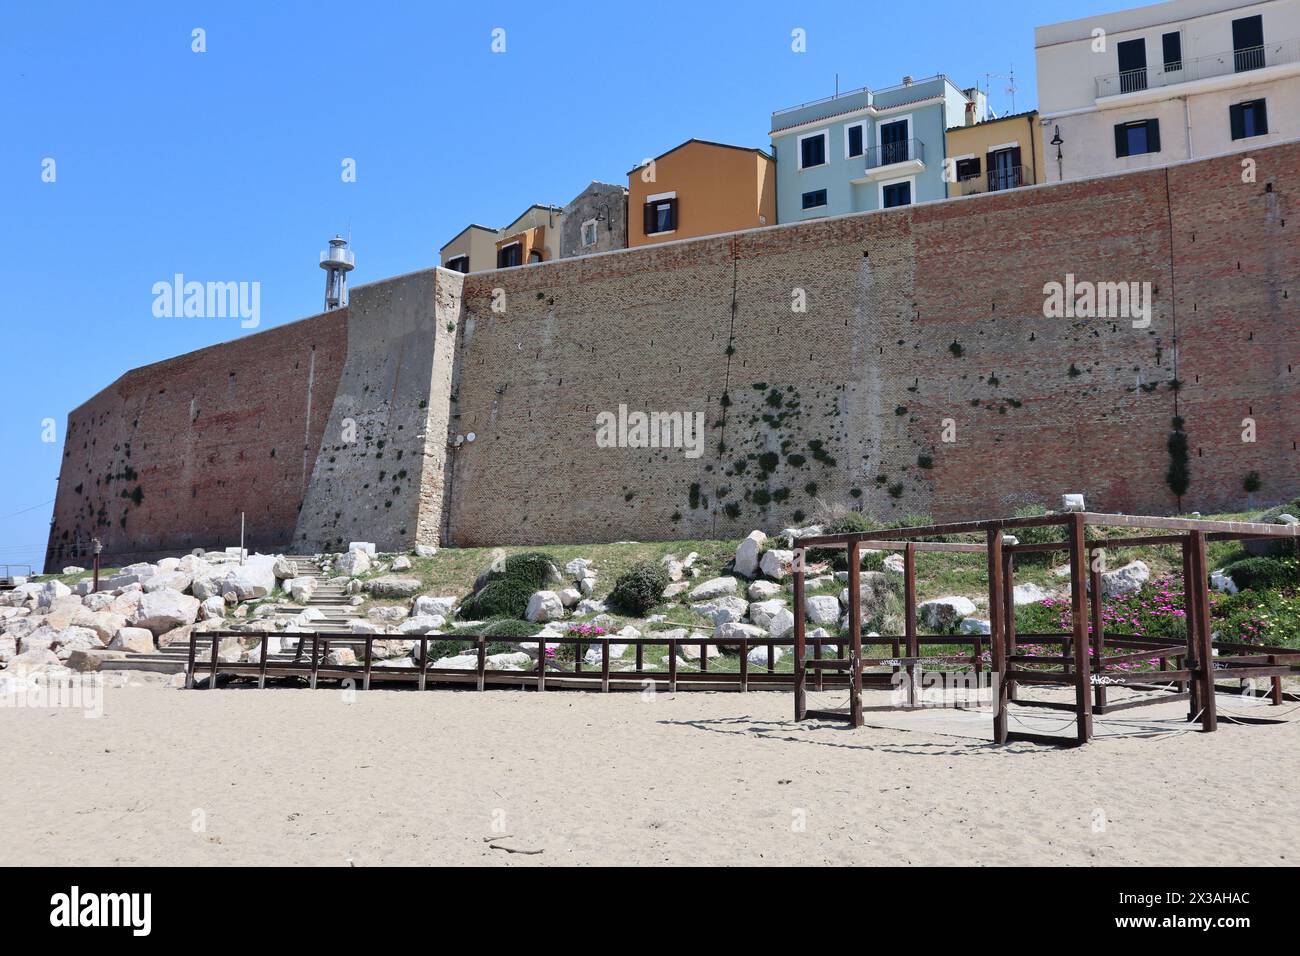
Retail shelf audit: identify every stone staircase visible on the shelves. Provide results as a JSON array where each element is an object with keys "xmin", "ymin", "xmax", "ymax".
[{"xmin": 102, "ymin": 556, "xmax": 358, "ymax": 675}]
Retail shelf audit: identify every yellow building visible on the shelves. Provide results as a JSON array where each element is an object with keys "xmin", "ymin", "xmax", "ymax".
[
  {"xmin": 627, "ymin": 139, "xmax": 776, "ymax": 247},
  {"xmin": 440, "ymin": 224, "xmax": 501, "ymax": 274},
  {"xmin": 944, "ymin": 111, "xmax": 1043, "ymax": 197},
  {"xmin": 494, "ymin": 205, "xmax": 562, "ymax": 268}
]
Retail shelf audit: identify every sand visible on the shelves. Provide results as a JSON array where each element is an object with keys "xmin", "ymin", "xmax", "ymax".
[{"xmin": 3, "ymin": 675, "xmax": 1299, "ymax": 866}]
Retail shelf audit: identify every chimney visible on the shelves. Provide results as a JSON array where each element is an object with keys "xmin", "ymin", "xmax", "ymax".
[
  {"xmin": 965, "ymin": 99, "xmax": 977, "ymax": 125},
  {"xmin": 902, "ymin": 75, "xmax": 914, "ymax": 86}
]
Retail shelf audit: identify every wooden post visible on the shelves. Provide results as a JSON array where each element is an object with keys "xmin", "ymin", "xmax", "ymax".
[
  {"xmin": 1067, "ymin": 515, "xmax": 1093, "ymax": 744},
  {"xmin": 668, "ymin": 639, "xmax": 678, "ymax": 694},
  {"xmin": 537, "ymin": 638, "xmax": 546, "ymax": 692},
  {"xmin": 208, "ymin": 633, "xmax": 219, "ymax": 691},
  {"xmin": 847, "ymin": 541, "xmax": 863, "ymax": 728},
  {"xmin": 186, "ymin": 631, "xmax": 198, "ymax": 690},
  {"xmin": 363, "ymin": 636, "xmax": 373, "ymax": 691},
  {"xmin": 1189, "ymin": 531, "xmax": 1217, "ymax": 732},
  {"xmin": 477, "ymin": 637, "xmax": 486, "ymax": 692},
  {"xmin": 905, "ymin": 542, "xmax": 918, "ymax": 709},
  {"xmin": 740, "ymin": 640, "xmax": 749, "ymax": 693},
  {"xmin": 258, "ymin": 633, "xmax": 269, "ymax": 690},
  {"xmin": 986, "ymin": 527, "xmax": 1007, "ymax": 743},
  {"xmin": 1270, "ymin": 656, "xmax": 1283, "ymax": 706},
  {"xmin": 793, "ymin": 547, "xmax": 807, "ymax": 721},
  {"xmin": 635, "ymin": 641, "xmax": 643, "ymax": 674},
  {"xmin": 1182, "ymin": 538, "xmax": 1198, "ymax": 709},
  {"xmin": 1001, "ymin": 549, "xmax": 1017, "ymax": 702},
  {"xmin": 309, "ymin": 633, "xmax": 320, "ymax": 690},
  {"xmin": 1089, "ymin": 550, "xmax": 1106, "ymax": 711},
  {"xmin": 418, "ymin": 638, "xmax": 428, "ymax": 691}
]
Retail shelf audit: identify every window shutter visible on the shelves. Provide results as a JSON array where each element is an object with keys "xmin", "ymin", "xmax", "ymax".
[
  {"xmin": 666, "ymin": 198, "xmax": 678, "ymax": 231},
  {"xmin": 1146, "ymin": 119, "xmax": 1161, "ymax": 152},
  {"xmin": 1230, "ymin": 103, "xmax": 1245, "ymax": 140},
  {"xmin": 643, "ymin": 202, "xmax": 656, "ymax": 235},
  {"xmin": 1114, "ymin": 124, "xmax": 1129, "ymax": 158},
  {"xmin": 1256, "ymin": 100, "xmax": 1268, "ymax": 135}
]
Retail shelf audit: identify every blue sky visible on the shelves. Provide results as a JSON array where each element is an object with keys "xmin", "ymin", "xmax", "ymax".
[{"xmin": 0, "ymin": 0, "xmax": 1108, "ymax": 571}]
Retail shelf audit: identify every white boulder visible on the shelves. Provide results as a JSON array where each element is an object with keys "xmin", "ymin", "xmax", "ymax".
[
  {"xmin": 109, "ymin": 627, "xmax": 156, "ymax": 653},
  {"xmin": 689, "ymin": 576, "xmax": 738, "ymax": 601},
  {"xmin": 129, "ymin": 590, "xmax": 201, "ymax": 636},
  {"xmin": 805, "ymin": 595, "xmax": 841, "ymax": 626},
  {"xmin": 1101, "ymin": 560, "xmax": 1150, "ymax": 598},
  {"xmin": 734, "ymin": 531, "xmax": 767, "ymax": 579},
  {"xmin": 918, "ymin": 596, "xmax": 977, "ymax": 630},
  {"xmin": 760, "ymin": 549, "xmax": 795, "ymax": 581},
  {"xmin": 525, "ymin": 590, "xmax": 565, "ymax": 623}
]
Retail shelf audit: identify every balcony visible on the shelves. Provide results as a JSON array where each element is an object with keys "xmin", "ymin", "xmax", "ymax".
[
  {"xmin": 853, "ymin": 138, "xmax": 926, "ymax": 181},
  {"xmin": 1095, "ymin": 39, "xmax": 1299, "ymax": 99},
  {"xmin": 952, "ymin": 165, "xmax": 1034, "ymax": 197}
]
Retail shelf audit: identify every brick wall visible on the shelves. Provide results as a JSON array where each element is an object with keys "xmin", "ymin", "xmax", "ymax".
[
  {"xmin": 45, "ymin": 311, "xmax": 347, "ymax": 570},
  {"xmin": 47, "ymin": 141, "xmax": 1300, "ymax": 562}
]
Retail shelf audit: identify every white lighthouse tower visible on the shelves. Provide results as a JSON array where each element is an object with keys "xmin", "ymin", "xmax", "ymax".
[{"xmin": 320, "ymin": 235, "xmax": 355, "ymax": 311}]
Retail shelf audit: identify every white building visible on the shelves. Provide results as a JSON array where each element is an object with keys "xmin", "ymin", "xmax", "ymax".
[{"xmin": 1035, "ymin": 0, "xmax": 1300, "ymax": 182}]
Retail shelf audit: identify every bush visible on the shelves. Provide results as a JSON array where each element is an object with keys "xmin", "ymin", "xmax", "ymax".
[
  {"xmin": 1213, "ymin": 589, "xmax": 1300, "ymax": 646},
  {"xmin": 608, "ymin": 561, "xmax": 669, "ymax": 616},
  {"xmin": 1221, "ymin": 556, "xmax": 1297, "ymax": 592},
  {"xmin": 431, "ymin": 618, "xmax": 543, "ymax": 659},
  {"xmin": 458, "ymin": 552, "xmax": 559, "ymax": 620},
  {"xmin": 1007, "ymin": 504, "xmax": 1068, "ymax": 566},
  {"xmin": 809, "ymin": 511, "xmax": 883, "ymax": 571}
]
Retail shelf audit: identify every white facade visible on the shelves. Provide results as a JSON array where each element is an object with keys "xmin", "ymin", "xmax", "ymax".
[{"xmin": 1035, "ymin": 0, "xmax": 1300, "ymax": 182}]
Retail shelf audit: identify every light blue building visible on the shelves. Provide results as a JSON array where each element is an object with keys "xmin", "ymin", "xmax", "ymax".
[{"xmin": 770, "ymin": 75, "xmax": 987, "ymax": 222}]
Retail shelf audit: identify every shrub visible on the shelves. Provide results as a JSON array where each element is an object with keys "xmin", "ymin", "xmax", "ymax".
[
  {"xmin": 608, "ymin": 561, "xmax": 670, "ymax": 616},
  {"xmin": 458, "ymin": 552, "xmax": 559, "ymax": 620},
  {"xmin": 810, "ymin": 511, "xmax": 883, "ymax": 571},
  {"xmin": 1221, "ymin": 556, "xmax": 1296, "ymax": 592},
  {"xmin": 1212, "ymin": 589, "xmax": 1300, "ymax": 647},
  {"xmin": 1007, "ymin": 504, "xmax": 1068, "ymax": 566}
]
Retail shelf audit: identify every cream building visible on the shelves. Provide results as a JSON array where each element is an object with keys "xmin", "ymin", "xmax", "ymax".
[{"xmin": 1036, "ymin": 0, "xmax": 1300, "ymax": 182}]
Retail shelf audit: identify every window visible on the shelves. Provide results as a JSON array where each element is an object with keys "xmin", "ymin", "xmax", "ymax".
[
  {"xmin": 581, "ymin": 219, "xmax": 598, "ymax": 247},
  {"xmin": 497, "ymin": 243, "xmax": 522, "ymax": 268},
  {"xmin": 445, "ymin": 255, "xmax": 469, "ymax": 274},
  {"xmin": 1162, "ymin": 31, "xmax": 1182, "ymax": 72},
  {"xmin": 846, "ymin": 123, "xmax": 864, "ymax": 158},
  {"xmin": 988, "ymin": 147, "xmax": 1023, "ymax": 190},
  {"xmin": 801, "ymin": 189, "xmax": 827, "ymax": 210},
  {"xmin": 881, "ymin": 180, "xmax": 912, "ymax": 208},
  {"xmin": 954, "ymin": 156, "xmax": 981, "ymax": 181},
  {"xmin": 528, "ymin": 250, "xmax": 543, "ymax": 263},
  {"xmin": 799, "ymin": 131, "xmax": 828, "ymax": 169},
  {"xmin": 643, "ymin": 197, "xmax": 677, "ymax": 235},
  {"xmin": 1117, "ymin": 38, "xmax": 1148, "ymax": 93},
  {"xmin": 1114, "ymin": 119, "xmax": 1160, "ymax": 157},
  {"xmin": 1232, "ymin": 15, "xmax": 1264, "ymax": 72},
  {"xmin": 878, "ymin": 119, "xmax": 910, "ymax": 165},
  {"xmin": 1230, "ymin": 99, "xmax": 1268, "ymax": 140}
]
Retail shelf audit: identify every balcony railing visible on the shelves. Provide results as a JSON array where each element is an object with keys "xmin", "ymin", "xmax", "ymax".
[
  {"xmin": 866, "ymin": 138, "xmax": 925, "ymax": 169},
  {"xmin": 1095, "ymin": 39, "xmax": 1298, "ymax": 98},
  {"xmin": 952, "ymin": 165, "xmax": 1033, "ymax": 197}
]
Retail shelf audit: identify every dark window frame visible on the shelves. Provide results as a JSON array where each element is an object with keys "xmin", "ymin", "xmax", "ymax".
[
  {"xmin": 1230, "ymin": 99, "xmax": 1269, "ymax": 140},
  {"xmin": 643, "ymin": 197, "xmax": 678, "ymax": 235},
  {"xmin": 1114, "ymin": 118, "xmax": 1161, "ymax": 157},
  {"xmin": 496, "ymin": 243, "xmax": 523, "ymax": 268},
  {"xmin": 801, "ymin": 188, "xmax": 828, "ymax": 210},
  {"xmin": 445, "ymin": 255, "xmax": 470, "ymax": 274},
  {"xmin": 846, "ymin": 124, "xmax": 865, "ymax": 159},
  {"xmin": 881, "ymin": 180, "xmax": 912, "ymax": 209},
  {"xmin": 799, "ymin": 131, "xmax": 828, "ymax": 169},
  {"xmin": 1162, "ymin": 31, "xmax": 1183, "ymax": 72}
]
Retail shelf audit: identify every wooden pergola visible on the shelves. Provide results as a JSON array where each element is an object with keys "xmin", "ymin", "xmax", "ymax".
[{"xmin": 792, "ymin": 512, "xmax": 1300, "ymax": 745}]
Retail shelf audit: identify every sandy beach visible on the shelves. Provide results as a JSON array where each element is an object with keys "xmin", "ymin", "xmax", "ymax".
[{"xmin": 3, "ymin": 677, "xmax": 1298, "ymax": 867}]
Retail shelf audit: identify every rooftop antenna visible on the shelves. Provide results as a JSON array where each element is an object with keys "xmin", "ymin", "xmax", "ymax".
[
  {"xmin": 983, "ymin": 64, "xmax": 1017, "ymax": 115},
  {"xmin": 320, "ymin": 234, "xmax": 355, "ymax": 311},
  {"xmin": 835, "ymin": 72, "xmax": 839, "ymax": 97}
]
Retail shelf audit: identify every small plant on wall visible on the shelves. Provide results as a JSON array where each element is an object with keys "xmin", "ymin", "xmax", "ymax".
[
  {"xmin": 1243, "ymin": 470, "xmax": 1262, "ymax": 494},
  {"xmin": 1166, "ymin": 416, "xmax": 1189, "ymax": 503}
]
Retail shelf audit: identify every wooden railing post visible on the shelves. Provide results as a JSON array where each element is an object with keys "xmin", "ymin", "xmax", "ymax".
[
  {"xmin": 601, "ymin": 640, "xmax": 610, "ymax": 693},
  {"xmin": 258, "ymin": 633, "xmax": 269, "ymax": 690},
  {"xmin": 986, "ymin": 527, "xmax": 1008, "ymax": 743},
  {"xmin": 363, "ymin": 635, "xmax": 373, "ymax": 691},
  {"xmin": 1066, "ymin": 515, "xmax": 1092, "ymax": 744},
  {"xmin": 794, "ymin": 547, "xmax": 806, "ymax": 720},
  {"xmin": 418, "ymin": 637, "xmax": 428, "ymax": 691},
  {"xmin": 668, "ymin": 639, "xmax": 678, "ymax": 694},
  {"xmin": 847, "ymin": 541, "xmax": 863, "ymax": 728},
  {"xmin": 186, "ymin": 630, "xmax": 198, "ymax": 690},
  {"xmin": 1089, "ymin": 549, "xmax": 1106, "ymax": 711},
  {"xmin": 208, "ymin": 632, "xmax": 220, "ymax": 691},
  {"xmin": 1189, "ymin": 530, "xmax": 1217, "ymax": 732},
  {"xmin": 905, "ymin": 542, "xmax": 918, "ymax": 708},
  {"xmin": 740, "ymin": 640, "xmax": 749, "ymax": 693},
  {"xmin": 477, "ymin": 637, "xmax": 486, "ymax": 692},
  {"xmin": 309, "ymin": 632, "xmax": 320, "ymax": 690},
  {"xmin": 1001, "ymin": 548, "xmax": 1016, "ymax": 702}
]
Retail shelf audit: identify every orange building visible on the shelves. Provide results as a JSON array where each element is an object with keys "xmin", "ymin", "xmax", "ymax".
[{"xmin": 627, "ymin": 139, "xmax": 776, "ymax": 247}]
